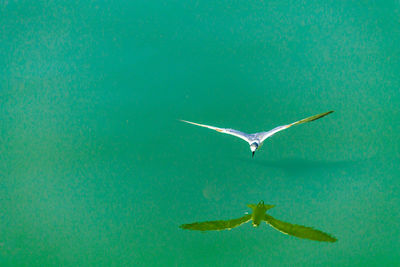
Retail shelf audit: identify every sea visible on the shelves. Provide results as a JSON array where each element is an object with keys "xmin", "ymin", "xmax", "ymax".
[{"xmin": 1, "ymin": 1, "xmax": 399, "ymax": 266}]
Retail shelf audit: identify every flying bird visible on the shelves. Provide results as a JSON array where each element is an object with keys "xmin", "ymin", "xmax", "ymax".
[
  {"xmin": 181, "ymin": 111, "xmax": 333, "ymax": 157},
  {"xmin": 180, "ymin": 201, "xmax": 337, "ymax": 242}
]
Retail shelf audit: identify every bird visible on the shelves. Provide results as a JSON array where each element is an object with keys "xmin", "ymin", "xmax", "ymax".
[
  {"xmin": 181, "ymin": 111, "xmax": 333, "ymax": 157},
  {"xmin": 180, "ymin": 200, "xmax": 337, "ymax": 242}
]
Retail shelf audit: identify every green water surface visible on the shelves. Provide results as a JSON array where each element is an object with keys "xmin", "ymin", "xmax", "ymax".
[{"xmin": 1, "ymin": 1, "xmax": 399, "ymax": 266}]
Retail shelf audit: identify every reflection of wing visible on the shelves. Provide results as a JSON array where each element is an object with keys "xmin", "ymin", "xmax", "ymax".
[
  {"xmin": 264, "ymin": 215, "xmax": 337, "ymax": 242},
  {"xmin": 180, "ymin": 215, "xmax": 252, "ymax": 231},
  {"xmin": 180, "ymin": 120, "xmax": 251, "ymax": 143},
  {"xmin": 258, "ymin": 111, "xmax": 334, "ymax": 142}
]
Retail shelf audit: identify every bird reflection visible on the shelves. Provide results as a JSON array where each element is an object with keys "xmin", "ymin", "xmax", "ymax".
[{"xmin": 180, "ymin": 201, "xmax": 337, "ymax": 242}]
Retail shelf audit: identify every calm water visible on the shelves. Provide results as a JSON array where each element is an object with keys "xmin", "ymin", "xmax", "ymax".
[{"xmin": 1, "ymin": 1, "xmax": 400, "ymax": 266}]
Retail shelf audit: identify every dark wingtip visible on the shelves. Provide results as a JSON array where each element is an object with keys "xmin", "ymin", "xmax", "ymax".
[
  {"xmin": 179, "ymin": 224, "xmax": 188, "ymax": 230},
  {"xmin": 328, "ymin": 235, "xmax": 338, "ymax": 242}
]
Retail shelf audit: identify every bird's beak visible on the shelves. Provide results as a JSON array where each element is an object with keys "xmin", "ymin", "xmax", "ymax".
[{"xmin": 252, "ymin": 151, "xmax": 255, "ymax": 158}]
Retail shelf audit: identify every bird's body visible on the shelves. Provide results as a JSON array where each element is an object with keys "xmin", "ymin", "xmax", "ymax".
[
  {"xmin": 181, "ymin": 111, "xmax": 333, "ymax": 157},
  {"xmin": 180, "ymin": 201, "xmax": 337, "ymax": 242},
  {"xmin": 247, "ymin": 201, "xmax": 274, "ymax": 226}
]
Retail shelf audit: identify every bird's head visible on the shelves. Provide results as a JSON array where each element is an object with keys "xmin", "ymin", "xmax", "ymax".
[{"xmin": 250, "ymin": 142, "xmax": 258, "ymax": 157}]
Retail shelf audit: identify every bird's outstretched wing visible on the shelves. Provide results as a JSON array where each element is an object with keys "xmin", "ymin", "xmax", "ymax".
[
  {"xmin": 180, "ymin": 214, "xmax": 252, "ymax": 231},
  {"xmin": 258, "ymin": 111, "xmax": 334, "ymax": 143},
  {"xmin": 264, "ymin": 214, "xmax": 337, "ymax": 242},
  {"xmin": 180, "ymin": 120, "xmax": 251, "ymax": 143}
]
